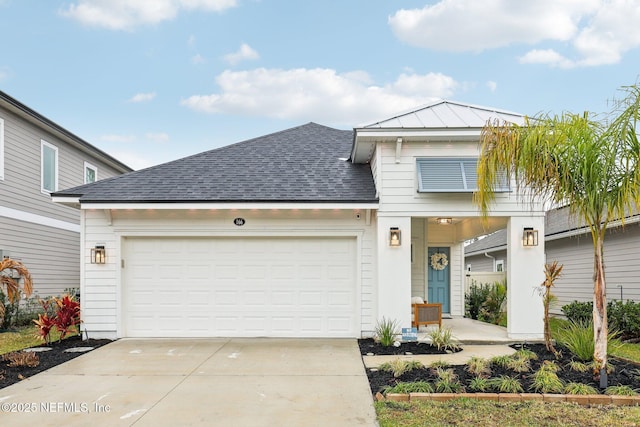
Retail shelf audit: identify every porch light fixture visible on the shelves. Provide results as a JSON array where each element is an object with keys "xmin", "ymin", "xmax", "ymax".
[
  {"xmin": 389, "ymin": 227, "xmax": 401, "ymax": 247},
  {"xmin": 522, "ymin": 228, "xmax": 539, "ymax": 247},
  {"xmin": 91, "ymin": 245, "xmax": 106, "ymax": 264},
  {"xmin": 436, "ymin": 217, "xmax": 452, "ymax": 225}
]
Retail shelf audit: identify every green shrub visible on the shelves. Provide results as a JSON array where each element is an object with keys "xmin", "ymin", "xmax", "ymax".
[
  {"xmin": 466, "ymin": 357, "xmax": 491, "ymax": 378},
  {"xmin": 468, "ymin": 376, "xmax": 489, "ymax": 392},
  {"xmin": 427, "ymin": 326, "xmax": 460, "ymax": 352},
  {"xmin": 562, "ymin": 299, "xmax": 640, "ymax": 340},
  {"xmin": 433, "ymin": 368, "xmax": 464, "ymax": 393},
  {"xmin": 555, "ymin": 320, "xmax": 623, "ymax": 361},
  {"xmin": 465, "ymin": 280, "xmax": 491, "ymax": 320},
  {"xmin": 464, "ymin": 280, "xmax": 506, "ymax": 325},
  {"xmin": 0, "ymin": 291, "xmax": 47, "ymax": 330},
  {"xmin": 564, "ymin": 382, "xmax": 598, "ymax": 395},
  {"xmin": 561, "ymin": 300, "xmax": 592, "ymax": 324},
  {"xmin": 608, "ymin": 300, "xmax": 640, "ymax": 340},
  {"xmin": 375, "ymin": 317, "xmax": 400, "ymax": 347},
  {"xmin": 604, "ymin": 385, "xmax": 638, "ymax": 396},
  {"xmin": 530, "ymin": 367, "xmax": 564, "ymax": 393},
  {"xmin": 488, "ymin": 375, "xmax": 524, "ymax": 393},
  {"xmin": 384, "ymin": 381, "xmax": 433, "ymax": 395},
  {"xmin": 378, "ymin": 359, "xmax": 424, "ymax": 378}
]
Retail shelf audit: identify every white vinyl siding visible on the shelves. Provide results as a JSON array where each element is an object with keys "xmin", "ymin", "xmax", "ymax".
[
  {"xmin": 81, "ymin": 208, "xmax": 376, "ymax": 339},
  {"xmin": 41, "ymin": 140, "xmax": 58, "ymax": 193},
  {"xmin": 84, "ymin": 161, "xmax": 97, "ymax": 184},
  {"xmin": 0, "ymin": 117, "xmax": 4, "ymax": 180}
]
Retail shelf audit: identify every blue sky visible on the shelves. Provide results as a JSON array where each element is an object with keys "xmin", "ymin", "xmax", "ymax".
[{"xmin": 1, "ymin": 0, "xmax": 639, "ymax": 170}]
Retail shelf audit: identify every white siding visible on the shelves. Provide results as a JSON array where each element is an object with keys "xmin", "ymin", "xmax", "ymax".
[
  {"xmin": 82, "ymin": 208, "xmax": 377, "ymax": 339},
  {"xmin": 377, "ymin": 141, "xmax": 533, "ymax": 216}
]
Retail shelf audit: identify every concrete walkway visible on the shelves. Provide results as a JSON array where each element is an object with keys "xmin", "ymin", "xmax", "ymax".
[{"xmin": 0, "ymin": 339, "xmax": 377, "ymax": 426}]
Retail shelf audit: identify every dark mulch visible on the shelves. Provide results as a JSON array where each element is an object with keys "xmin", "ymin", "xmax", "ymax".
[
  {"xmin": 358, "ymin": 338, "xmax": 462, "ymax": 356},
  {"xmin": 0, "ymin": 335, "xmax": 112, "ymax": 390},
  {"xmin": 365, "ymin": 343, "xmax": 640, "ymax": 395}
]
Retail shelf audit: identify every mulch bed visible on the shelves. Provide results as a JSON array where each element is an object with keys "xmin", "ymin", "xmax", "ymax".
[
  {"xmin": 365, "ymin": 342, "xmax": 640, "ymax": 395},
  {"xmin": 358, "ymin": 338, "xmax": 462, "ymax": 356},
  {"xmin": 0, "ymin": 335, "xmax": 112, "ymax": 390}
]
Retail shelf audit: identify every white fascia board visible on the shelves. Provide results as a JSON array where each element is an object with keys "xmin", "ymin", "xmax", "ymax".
[
  {"xmin": 79, "ymin": 202, "xmax": 380, "ymax": 210},
  {"xmin": 354, "ymin": 128, "xmax": 481, "ymax": 140},
  {"xmin": 51, "ymin": 195, "xmax": 81, "ymax": 205}
]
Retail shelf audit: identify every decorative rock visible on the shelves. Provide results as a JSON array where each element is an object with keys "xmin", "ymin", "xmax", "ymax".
[
  {"xmin": 375, "ymin": 392, "xmax": 385, "ymax": 402},
  {"xmin": 64, "ymin": 347, "xmax": 95, "ymax": 353},
  {"xmin": 393, "ymin": 341, "xmax": 401, "ymax": 347},
  {"xmin": 405, "ymin": 352, "xmax": 413, "ymax": 355},
  {"xmin": 24, "ymin": 347, "xmax": 52, "ymax": 353},
  {"xmin": 366, "ymin": 352, "xmax": 374, "ymax": 356}
]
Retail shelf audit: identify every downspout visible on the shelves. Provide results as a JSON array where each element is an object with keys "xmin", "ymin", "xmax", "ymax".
[{"xmin": 485, "ymin": 252, "xmax": 496, "ymax": 271}]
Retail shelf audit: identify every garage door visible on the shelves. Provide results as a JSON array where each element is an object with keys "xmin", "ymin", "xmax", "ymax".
[{"xmin": 122, "ymin": 237, "xmax": 358, "ymax": 337}]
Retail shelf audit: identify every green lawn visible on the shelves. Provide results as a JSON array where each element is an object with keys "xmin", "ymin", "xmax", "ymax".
[
  {"xmin": 0, "ymin": 326, "xmax": 75, "ymax": 355},
  {"xmin": 376, "ymin": 399, "xmax": 640, "ymax": 427}
]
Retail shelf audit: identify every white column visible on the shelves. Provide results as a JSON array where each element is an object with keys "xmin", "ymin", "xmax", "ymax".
[
  {"xmin": 377, "ymin": 216, "xmax": 412, "ymax": 329},
  {"xmin": 506, "ymin": 215, "xmax": 545, "ymax": 340}
]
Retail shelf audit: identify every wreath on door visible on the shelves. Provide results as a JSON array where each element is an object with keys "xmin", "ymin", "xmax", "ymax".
[{"xmin": 430, "ymin": 252, "xmax": 449, "ymax": 270}]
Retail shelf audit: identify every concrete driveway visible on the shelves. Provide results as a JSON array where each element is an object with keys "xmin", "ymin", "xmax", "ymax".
[{"xmin": 0, "ymin": 338, "xmax": 377, "ymax": 426}]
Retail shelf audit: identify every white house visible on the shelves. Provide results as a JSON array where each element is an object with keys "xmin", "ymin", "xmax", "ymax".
[{"xmin": 52, "ymin": 101, "xmax": 546, "ymax": 340}]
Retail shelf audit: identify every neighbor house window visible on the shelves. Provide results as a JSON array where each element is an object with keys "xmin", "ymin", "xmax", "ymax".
[
  {"xmin": 0, "ymin": 117, "xmax": 4, "ymax": 180},
  {"xmin": 495, "ymin": 260, "xmax": 504, "ymax": 272},
  {"xmin": 84, "ymin": 162, "xmax": 97, "ymax": 184},
  {"xmin": 416, "ymin": 157, "xmax": 509, "ymax": 193},
  {"xmin": 41, "ymin": 140, "xmax": 58, "ymax": 193}
]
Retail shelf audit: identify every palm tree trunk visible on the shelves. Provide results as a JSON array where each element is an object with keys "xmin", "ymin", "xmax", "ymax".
[{"xmin": 593, "ymin": 233, "xmax": 608, "ymax": 386}]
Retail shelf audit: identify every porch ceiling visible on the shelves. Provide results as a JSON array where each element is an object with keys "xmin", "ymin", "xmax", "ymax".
[{"xmin": 427, "ymin": 216, "xmax": 508, "ymax": 242}]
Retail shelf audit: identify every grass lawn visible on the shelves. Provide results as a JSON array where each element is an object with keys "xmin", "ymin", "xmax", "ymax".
[
  {"xmin": 376, "ymin": 398, "xmax": 640, "ymax": 427},
  {"xmin": 0, "ymin": 326, "xmax": 74, "ymax": 355}
]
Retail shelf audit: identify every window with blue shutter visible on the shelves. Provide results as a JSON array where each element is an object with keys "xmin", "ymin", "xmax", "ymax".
[{"xmin": 416, "ymin": 157, "xmax": 509, "ymax": 193}]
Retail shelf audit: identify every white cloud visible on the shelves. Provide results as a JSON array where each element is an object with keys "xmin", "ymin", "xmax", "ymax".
[
  {"xmin": 486, "ymin": 81, "xmax": 497, "ymax": 92},
  {"xmin": 145, "ymin": 132, "xmax": 170, "ymax": 142},
  {"xmin": 390, "ymin": 0, "xmax": 640, "ymax": 68},
  {"xmin": 181, "ymin": 68, "xmax": 458, "ymax": 125},
  {"xmin": 191, "ymin": 54, "xmax": 205, "ymax": 64},
  {"xmin": 100, "ymin": 134, "xmax": 136, "ymax": 143},
  {"xmin": 61, "ymin": 0, "xmax": 236, "ymax": 31},
  {"xmin": 128, "ymin": 92, "xmax": 156, "ymax": 103},
  {"xmin": 106, "ymin": 149, "xmax": 154, "ymax": 171},
  {"xmin": 223, "ymin": 43, "xmax": 260, "ymax": 65},
  {"xmin": 0, "ymin": 66, "xmax": 9, "ymax": 81}
]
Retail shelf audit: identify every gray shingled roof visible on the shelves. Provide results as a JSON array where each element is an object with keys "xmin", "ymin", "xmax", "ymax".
[{"xmin": 53, "ymin": 123, "xmax": 378, "ymax": 204}]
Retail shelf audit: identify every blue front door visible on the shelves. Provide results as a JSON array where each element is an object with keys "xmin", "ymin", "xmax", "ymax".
[{"xmin": 428, "ymin": 247, "xmax": 450, "ymax": 313}]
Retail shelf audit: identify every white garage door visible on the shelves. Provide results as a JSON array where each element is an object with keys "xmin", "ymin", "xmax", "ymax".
[{"xmin": 122, "ymin": 237, "xmax": 358, "ymax": 337}]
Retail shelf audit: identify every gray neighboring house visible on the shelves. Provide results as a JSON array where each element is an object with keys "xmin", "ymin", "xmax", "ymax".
[
  {"xmin": 465, "ymin": 205, "xmax": 640, "ymax": 314},
  {"xmin": 0, "ymin": 90, "xmax": 132, "ymax": 298}
]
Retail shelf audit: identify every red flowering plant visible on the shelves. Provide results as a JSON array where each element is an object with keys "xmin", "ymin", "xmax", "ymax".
[{"xmin": 33, "ymin": 294, "xmax": 81, "ymax": 343}]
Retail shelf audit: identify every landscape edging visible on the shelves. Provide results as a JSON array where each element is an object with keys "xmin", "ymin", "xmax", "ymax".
[{"xmin": 380, "ymin": 392, "xmax": 640, "ymax": 406}]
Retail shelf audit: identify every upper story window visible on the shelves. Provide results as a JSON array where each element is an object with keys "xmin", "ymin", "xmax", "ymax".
[
  {"xmin": 84, "ymin": 161, "xmax": 97, "ymax": 184},
  {"xmin": 41, "ymin": 140, "xmax": 58, "ymax": 193},
  {"xmin": 416, "ymin": 157, "xmax": 509, "ymax": 193},
  {"xmin": 0, "ymin": 117, "xmax": 4, "ymax": 180}
]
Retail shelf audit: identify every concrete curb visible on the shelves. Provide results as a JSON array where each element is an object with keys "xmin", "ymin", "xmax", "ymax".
[{"xmin": 379, "ymin": 392, "xmax": 640, "ymax": 406}]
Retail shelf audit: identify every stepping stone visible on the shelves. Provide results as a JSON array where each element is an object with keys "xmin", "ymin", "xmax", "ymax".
[
  {"xmin": 64, "ymin": 347, "xmax": 95, "ymax": 353},
  {"xmin": 24, "ymin": 347, "xmax": 52, "ymax": 353}
]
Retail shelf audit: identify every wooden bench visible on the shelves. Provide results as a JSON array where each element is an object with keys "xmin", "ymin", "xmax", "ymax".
[{"xmin": 412, "ymin": 302, "xmax": 442, "ymax": 328}]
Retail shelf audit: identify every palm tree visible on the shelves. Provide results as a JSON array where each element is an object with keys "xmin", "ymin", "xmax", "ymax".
[
  {"xmin": 475, "ymin": 84, "xmax": 640, "ymax": 384},
  {"xmin": 0, "ymin": 258, "xmax": 33, "ymax": 325}
]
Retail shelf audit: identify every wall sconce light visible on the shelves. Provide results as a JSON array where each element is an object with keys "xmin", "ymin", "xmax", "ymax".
[
  {"xmin": 91, "ymin": 245, "xmax": 106, "ymax": 264},
  {"xmin": 522, "ymin": 228, "xmax": 539, "ymax": 247},
  {"xmin": 389, "ymin": 227, "xmax": 401, "ymax": 247},
  {"xmin": 436, "ymin": 217, "xmax": 452, "ymax": 225}
]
